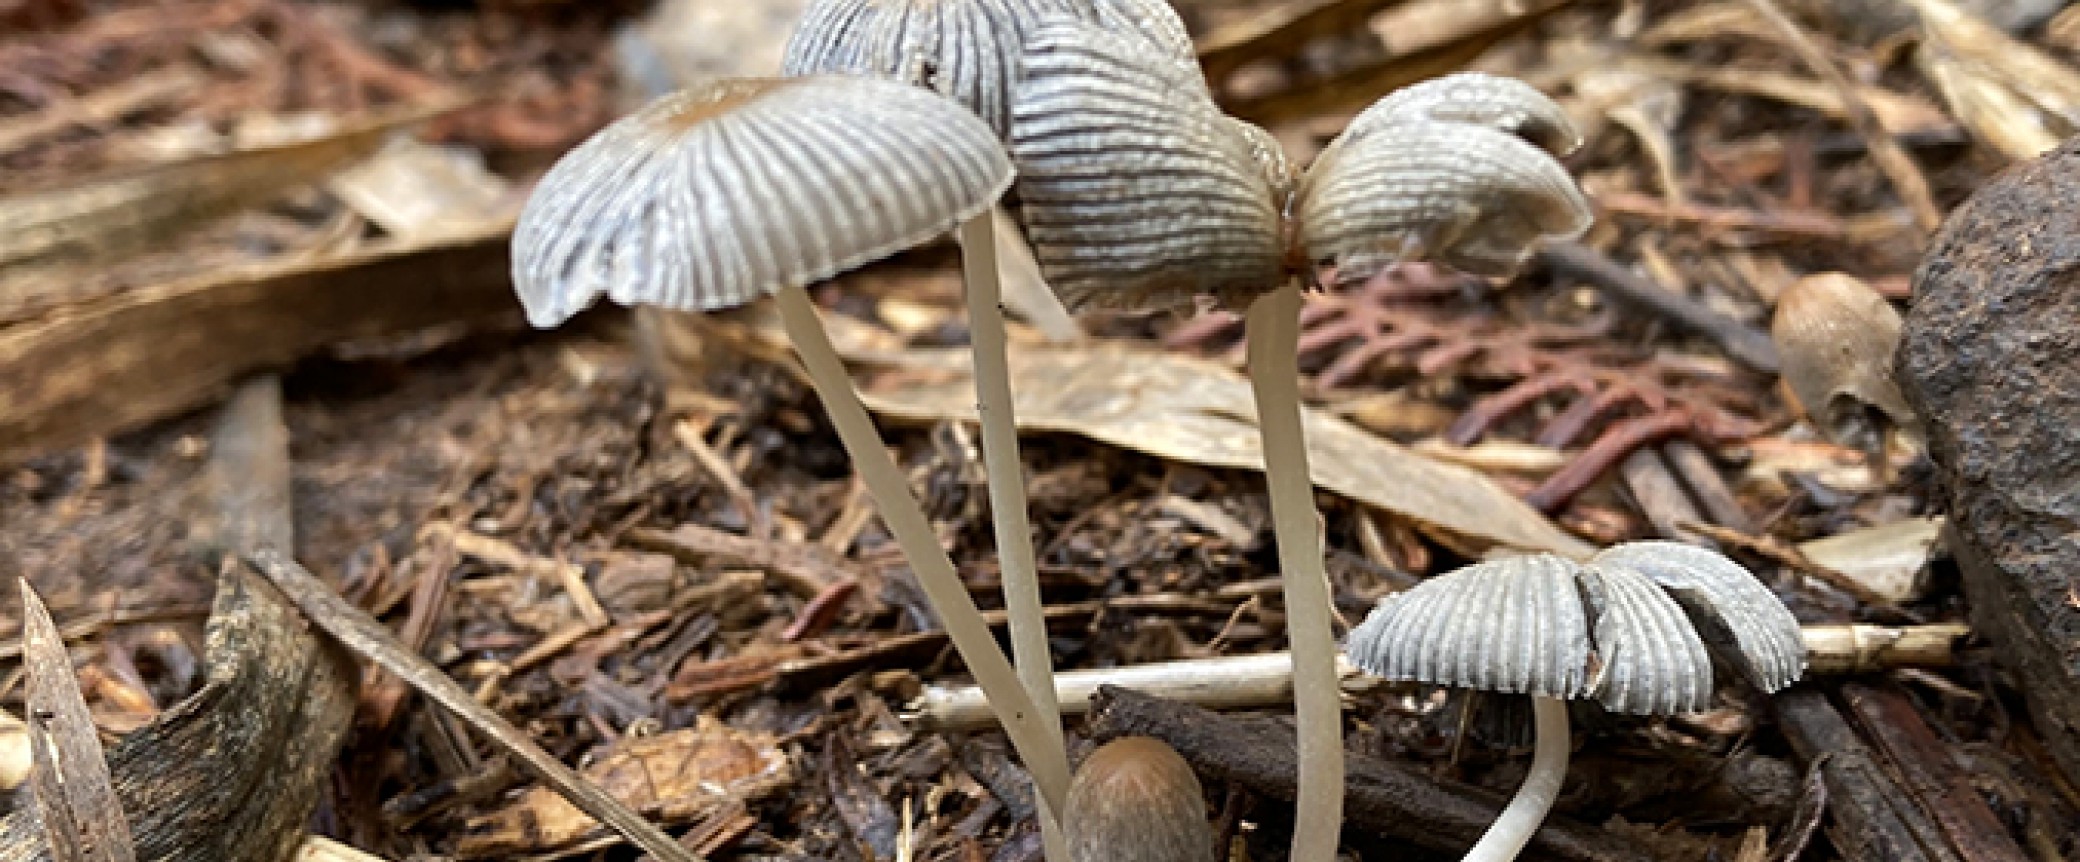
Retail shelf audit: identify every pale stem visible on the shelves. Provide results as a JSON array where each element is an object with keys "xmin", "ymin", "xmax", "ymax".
[
  {"xmin": 1463, "ymin": 695, "xmax": 1570, "ymax": 862},
  {"xmin": 959, "ymin": 213, "xmax": 1071, "ymax": 861},
  {"xmin": 774, "ymin": 282, "xmax": 1071, "ymax": 816},
  {"xmin": 1244, "ymin": 281, "xmax": 1344, "ymax": 862}
]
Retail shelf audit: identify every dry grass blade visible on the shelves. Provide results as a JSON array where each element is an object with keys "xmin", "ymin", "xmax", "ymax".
[
  {"xmin": 1198, "ymin": 0, "xmax": 1412, "ymax": 80},
  {"xmin": 241, "ymin": 549, "xmax": 705, "ymax": 862},
  {"xmin": 20, "ymin": 581, "xmax": 139, "ymax": 862},
  {"xmin": 1904, "ymin": 0, "xmax": 2080, "ymax": 160},
  {"xmin": 1741, "ymin": 0, "xmax": 1941, "ymax": 235},
  {"xmin": 1221, "ymin": 0, "xmax": 1576, "ymax": 124}
]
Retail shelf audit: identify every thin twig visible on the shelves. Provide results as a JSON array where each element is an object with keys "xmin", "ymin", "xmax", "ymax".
[
  {"xmin": 1742, "ymin": 0, "xmax": 1943, "ymax": 235},
  {"xmin": 1537, "ymin": 243, "xmax": 1780, "ymax": 373},
  {"xmin": 242, "ymin": 549, "xmax": 704, "ymax": 862}
]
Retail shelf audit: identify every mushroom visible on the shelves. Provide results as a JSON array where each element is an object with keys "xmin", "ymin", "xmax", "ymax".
[
  {"xmin": 1343, "ymin": 541, "xmax": 1805, "ymax": 862},
  {"xmin": 782, "ymin": 3, "xmax": 1133, "ymax": 815},
  {"xmin": 1064, "ymin": 737, "xmax": 1213, "ymax": 862},
  {"xmin": 509, "ymin": 76, "xmax": 1071, "ymax": 815},
  {"xmin": 1771, "ymin": 272, "xmax": 1922, "ymax": 453},
  {"xmin": 1010, "ymin": 20, "xmax": 1590, "ymax": 861}
]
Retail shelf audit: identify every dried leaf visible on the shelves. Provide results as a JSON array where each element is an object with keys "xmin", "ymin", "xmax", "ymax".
[
  {"xmin": 1796, "ymin": 517, "xmax": 1943, "ymax": 603},
  {"xmin": 858, "ymin": 341, "xmax": 1593, "ymax": 558},
  {"xmin": 457, "ymin": 717, "xmax": 791, "ymax": 858},
  {"xmin": 0, "ymin": 99, "xmax": 457, "ymax": 272},
  {"xmin": 325, "ymin": 139, "xmax": 514, "ymax": 240},
  {"xmin": 1904, "ymin": 0, "xmax": 2080, "ymax": 159}
]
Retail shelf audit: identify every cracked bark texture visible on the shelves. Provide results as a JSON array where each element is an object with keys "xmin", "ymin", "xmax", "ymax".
[
  {"xmin": 1897, "ymin": 135, "xmax": 2080, "ymax": 786},
  {"xmin": 0, "ymin": 378, "xmax": 357, "ymax": 861}
]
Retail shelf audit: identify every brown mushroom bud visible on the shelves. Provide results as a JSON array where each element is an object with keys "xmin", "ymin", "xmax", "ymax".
[
  {"xmin": 1064, "ymin": 737, "xmax": 1214, "ymax": 862},
  {"xmin": 1009, "ymin": 18, "xmax": 1288, "ymax": 311},
  {"xmin": 1770, "ymin": 273, "xmax": 1920, "ymax": 451},
  {"xmin": 1298, "ymin": 120, "xmax": 1593, "ymax": 281}
]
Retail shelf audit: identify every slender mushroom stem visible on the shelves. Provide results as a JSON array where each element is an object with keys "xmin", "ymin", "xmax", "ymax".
[
  {"xmin": 958, "ymin": 213, "xmax": 1072, "ymax": 861},
  {"xmin": 1464, "ymin": 696, "xmax": 1570, "ymax": 862},
  {"xmin": 1244, "ymin": 281, "xmax": 1344, "ymax": 862},
  {"xmin": 775, "ymin": 281, "xmax": 1072, "ymax": 817}
]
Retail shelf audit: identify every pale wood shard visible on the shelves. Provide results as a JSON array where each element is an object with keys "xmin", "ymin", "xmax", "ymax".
[
  {"xmin": 21, "ymin": 582, "xmax": 140, "ymax": 862},
  {"xmin": 0, "ymin": 224, "xmax": 518, "ymax": 465}
]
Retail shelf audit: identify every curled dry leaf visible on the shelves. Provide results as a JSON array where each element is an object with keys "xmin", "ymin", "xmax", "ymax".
[
  {"xmin": 1771, "ymin": 273, "xmax": 1920, "ymax": 450},
  {"xmin": 852, "ymin": 341, "xmax": 1594, "ymax": 558},
  {"xmin": 457, "ymin": 717, "xmax": 791, "ymax": 859},
  {"xmin": 1904, "ymin": 0, "xmax": 2080, "ymax": 160}
]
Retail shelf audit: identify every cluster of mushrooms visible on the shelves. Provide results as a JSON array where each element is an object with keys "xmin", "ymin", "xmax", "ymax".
[{"xmin": 508, "ymin": 0, "xmax": 1808, "ymax": 858}]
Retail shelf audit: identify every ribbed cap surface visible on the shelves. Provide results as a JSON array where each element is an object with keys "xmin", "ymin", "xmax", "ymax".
[
  {"xmin": 1337, "ymin": 72, "xmax": 1583, "ymax": 157},
  {"xmin": 782, "ymin": 0, "xmax": 1085, "ymax": 140},
  {"xmin": 1345, "ymin": 542, "xmax": 1807, "ymax": 715},
  {"xmin": 1297, "ymin": 120, "xmax": 1592, "ymax": 280},
  {"xmin": 1009, "ymin": 19, "xmax": 1286, "ymax": 311},
  {"xmin": 511, "ymin": 76, "xmax": 1012, "ymax": 327},
  {"xmin": 1344, "ymin": 553, "xmax": 1594, "ymax": 700},
  {"xmin": 1591, "ymin": 541, "xmax": 1807, "ymax": 694},
  {"xmin": 1577, "ymin": 560, "xmax": 1714, "ymax": 714}
]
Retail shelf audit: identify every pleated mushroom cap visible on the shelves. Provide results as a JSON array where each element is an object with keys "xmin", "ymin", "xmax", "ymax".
[
  {"xmin": 1575, "ymin": 561, "xmax": 1714, "ymax": 714},
  {"xmin": 1344, "ymin": 553, "xmax": 1593, "ymax": 700},
  {"xmin": 1089, "ymin": 0, "xmax": 1198, "ymax": 66},
  {"xmin": 1010, "ymin": 19, "xmax": 1287, "ymax": 311},
  {"xmin": 1297, "ymin": 120, "xmax": 1592, "ymax": 281},
  {"xmin": 1590, "ymin": 542, "xmax": 1807, "ymax": 694},
  {"xmin": 510, "ymin": 76, "xmax": 1013, "ymax": 328},
  {"xmin": 1345, "ymin": 541, "xmax": 1806, "ymax": 715},
  {"xmin": 1337, "ymin": 72, "xmax": 1584, "ymax": 157},
  {"xmin": 783, "ymin": 0, "xmax": 1086, "ymax": 140}
]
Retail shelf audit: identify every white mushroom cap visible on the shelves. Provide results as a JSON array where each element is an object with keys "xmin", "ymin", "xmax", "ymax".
[
  {"xmin": 1343, "ymin": 554, "xmax": 1594, "ymax": 701},
  {"xmin": 1590, "ymin": 541, "xmax": 1807, "ymax": 693},
  {"xmin": 1345, "ymin": 542, "xmax": 1806, "ymax": 715},
  {"xmin": 510, "ymin": 76, "xmax": 1013, "ymax": 328},
  {"xmin": 1009, "ymin": 18, "xmax": 1287, "ymax": 312},
  {"xmin": 1298, "ymin": 120, "xmax": 1592, "ymax": 281},
  {"xmin": 1336, "ymin": 72, "xmax": 1585, "ymax": 158},
  {"xmin": 784, "ymin": 0, "xmax": 1084, "ymax": 140}
]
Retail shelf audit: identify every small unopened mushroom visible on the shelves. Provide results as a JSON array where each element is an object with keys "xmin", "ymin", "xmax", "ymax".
[
  {"xmin": 1064, "ymin": 737, "xmax": 1213, "ymax": 862},
  {"xmin": 510, "ymin": 76, "xmax": 1070, "ymax": 815},
  {"xmin": 1344, "ymin": 541, "xmax": 1804, "ymax": 862},
  {"xmin": 1771, "ymin": 273, "xmax": 1921, "ymax": 452},
  {"xmin": 1011, "ymin": 20, "xmax": 1592, "ymax": 862}
]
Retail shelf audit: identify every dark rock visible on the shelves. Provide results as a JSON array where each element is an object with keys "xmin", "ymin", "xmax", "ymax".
[{"xmin": 1897, "ymin": 136, "xmax": 2080, "ymax": 786}]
